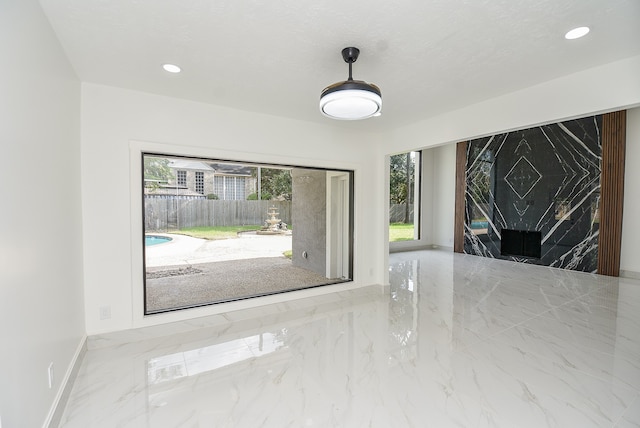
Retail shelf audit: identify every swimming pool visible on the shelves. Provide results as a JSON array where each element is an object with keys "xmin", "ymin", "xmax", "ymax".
[
  {"xmin": 145, "ymin": 235, "xmax": 172, "ymax": 246},
  {"xmin": 471, "ymin": 220, "xmax": 489, "ymax": 229}
]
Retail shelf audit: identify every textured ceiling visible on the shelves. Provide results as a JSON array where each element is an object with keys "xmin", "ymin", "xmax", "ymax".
[{"xmin": 40, "ymin": 0, "xmax": 640, "ymax": 130}]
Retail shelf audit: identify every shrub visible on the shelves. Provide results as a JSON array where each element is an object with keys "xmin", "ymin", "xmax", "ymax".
[
  {"xmin": 206, "ymin": 193, "xmax": 219, "ymax": 200},
  {"xmin": 247, "ymin": 192, "xmax": 272, "ymax": 200}
]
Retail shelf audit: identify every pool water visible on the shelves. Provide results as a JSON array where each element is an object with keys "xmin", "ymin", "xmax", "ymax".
[
  {"xmin": 471, "ymin": 220, "xmax": 489, "ymax": 229},
  {"xmin": 145, "ymin": 235, "xmax": 172, "ymax": 246}
]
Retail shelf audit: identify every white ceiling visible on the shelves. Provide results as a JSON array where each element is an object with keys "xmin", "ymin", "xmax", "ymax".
[{"xmin": 40, "ymin": 0, "xmax": 640, "ymax": 130}]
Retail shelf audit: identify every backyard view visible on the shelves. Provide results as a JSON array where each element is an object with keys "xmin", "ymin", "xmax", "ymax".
[
  {"xmin": 389, "ymin": 151, "xmax": 420, "ymax": 242},
  {"xmin": 143, "ymin": 154, "xmax": 353, "ymax": 313}
]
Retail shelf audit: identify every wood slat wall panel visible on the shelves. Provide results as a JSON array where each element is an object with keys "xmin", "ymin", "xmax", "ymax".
[
  {"xmin": 454, "ymin": 141, "xmax": 468, "ymax": 253},
  {"xmin": 598, "ymin": 110, "xmax": 627, "ymax": 276}
]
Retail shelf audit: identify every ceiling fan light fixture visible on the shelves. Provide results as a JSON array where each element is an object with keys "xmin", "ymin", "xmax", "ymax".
[
  {"xmin": 320, "ymin": 85, "xmax": 382, "ymax": 120},
  {"xmin": 320, "ymin": 47, "xmax": 382, "ymax": 120}
]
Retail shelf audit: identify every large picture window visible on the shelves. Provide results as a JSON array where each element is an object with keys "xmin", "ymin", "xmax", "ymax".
[{"xmin": 142, "ymin": 153, "xmax": 354, "ymax": 314}]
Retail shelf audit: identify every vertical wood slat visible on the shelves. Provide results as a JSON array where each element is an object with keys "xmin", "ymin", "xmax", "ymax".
[
  {"xmin": 598, "ymin": 110, "xmax": 626, "ymax": 276},
  {"xmin": 454, "ymin": 141, "xmax": 468, "ymax": 253}
]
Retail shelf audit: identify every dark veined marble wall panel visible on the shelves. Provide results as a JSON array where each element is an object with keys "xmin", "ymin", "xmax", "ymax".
[{"xmin": 464, "ymin": 115, "xmax": 602, "ymax": 272}]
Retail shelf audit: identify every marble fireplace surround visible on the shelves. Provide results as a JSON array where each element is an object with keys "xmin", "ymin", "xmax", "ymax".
[{"xmin": 454, "ymin": 110, "xmax": 626, "ymax": 276}]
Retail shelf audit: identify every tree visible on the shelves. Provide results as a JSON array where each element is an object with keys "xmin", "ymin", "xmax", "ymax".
[
  {"xmin": 143, "ymin": 156, "xmax": 173, "ymax": 190},
  {"xmin": 389, "ymin": 152, "xmax": 416, "ymax": 223},
  {"xmin": 389, "ymin": 153, "xmax": 415, "ymax": 204},
  {"xmin": 252, "ymin": 167, "xmax": 292, "ymax": 200}
]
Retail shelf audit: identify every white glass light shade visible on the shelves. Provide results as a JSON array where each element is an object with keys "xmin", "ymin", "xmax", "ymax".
[{"xmin": 320, "ymin": 89, "xmax": 382, "ymax": 120}]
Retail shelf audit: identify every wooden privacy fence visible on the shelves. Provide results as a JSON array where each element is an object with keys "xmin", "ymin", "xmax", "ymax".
[
  {"xmin": 145, "ymin": 199, "xmax": 292, "ymax": 231},
  {"xmin": 389, "ymin": 203, "xmax": 414, "ymax": 223},
  {"xmin": 145, "ymin": 199, "xmax": 413, "ymax": 231}
]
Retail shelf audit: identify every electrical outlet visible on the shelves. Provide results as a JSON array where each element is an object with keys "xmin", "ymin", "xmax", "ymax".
[
  {"xmin": 48, "ymin": 362, "xmax": 54, "ymax": 389},
  {"xmin": 99, "ymin": 306, "xmax": 111, "ymax": 320}
]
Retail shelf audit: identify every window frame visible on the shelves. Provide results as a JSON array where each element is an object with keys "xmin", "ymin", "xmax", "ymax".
[
  {"xmin": 388, "ymin": 150, "xmax": 422, "ymax": 244},
  {"xmin": 141, "ymin": 151, "xmax": 355, "ymax": 315}
]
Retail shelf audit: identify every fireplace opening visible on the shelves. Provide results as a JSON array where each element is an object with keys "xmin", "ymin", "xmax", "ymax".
[{"xmin": 501, "ymin": 229, "xmax": 541, "ymax": 258}]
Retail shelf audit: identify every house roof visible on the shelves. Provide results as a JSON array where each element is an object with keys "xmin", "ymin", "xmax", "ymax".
[
  {"xmin": 39, "ymin": 0, "xmax": 640, "ymax": 130},
  {"xmin": 168, "ymin": 159, "xmax": 214, "ymax": 171},
  {"xmin": 144, "ymin": 186, "xmax": 204, "ymax": 198},
  {"xmin": 168, "ymin": 160, "xmax": 253, "ymax": 176},
  {"xmin": 209, "ymin": 163, "xmax": 253, "ymax": 177}
]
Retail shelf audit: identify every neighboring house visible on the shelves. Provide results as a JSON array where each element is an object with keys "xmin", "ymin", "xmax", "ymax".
[
  {"xmin": 209, "ymin": 162, "xmax": 255, "ymax": 200},
  {"xmin": 145, "ymin": 159, "xmax": 255, "ymax": 200}
]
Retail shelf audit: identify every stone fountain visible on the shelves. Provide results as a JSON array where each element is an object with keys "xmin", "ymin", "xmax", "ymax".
[{"xmin": 256, "ymin": 206, "xmax": 290, "ymax": 235}]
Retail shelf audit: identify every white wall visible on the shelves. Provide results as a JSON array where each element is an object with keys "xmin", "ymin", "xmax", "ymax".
[
  {"xmin": 0, "ymin": 1, "xmax": 85, "ymax": 427},
  {"xmin": 420, "ymin": 149, "xmax": 435, "ymax": 246},
  {"xmin": 621, "ymin": 107, "xmax": 640, "ymax": 275},
  {"xmin": 431, "ymin": 144, "xmax": 457, "ymax": 248},
  {"xmin": 81, "ymin": 83, "xmax": 386, "ymax": 334}
]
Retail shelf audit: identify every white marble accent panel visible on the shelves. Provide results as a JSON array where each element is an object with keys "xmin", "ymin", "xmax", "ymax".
[{"xmin": 58, "ymin": 250, "xmax": 640, "ymax": 427}]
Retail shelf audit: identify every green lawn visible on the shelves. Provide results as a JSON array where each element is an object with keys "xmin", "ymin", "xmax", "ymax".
[
  {"xmin": 174, "ymin": 224, "xmax": 412, "ymax": 242},
  {"xmin": 172, "ymin": 225, "xmax": 261, "ymax": 240},
  {"xmin": 389, "ymin": 222, "xmax": 415, "ymax": 242}
]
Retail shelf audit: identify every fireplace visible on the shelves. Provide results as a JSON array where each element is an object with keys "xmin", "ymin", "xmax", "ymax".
[{"xmin": 500, "ymin": 229, "xmax": 541, "ymax": 259}]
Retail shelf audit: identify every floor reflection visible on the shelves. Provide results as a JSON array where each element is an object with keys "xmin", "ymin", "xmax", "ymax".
[{"xmin": 147, "ymin": 331, "xmax": 287, "ymax": 385}]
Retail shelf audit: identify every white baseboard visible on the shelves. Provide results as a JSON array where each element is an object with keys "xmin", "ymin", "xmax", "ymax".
[
  {"xmin": 43, "ymin": 335, "xmax": 87, "ymax": 428},
  {"xmin": 389, "ymin": 244, "xmax": 454, "ymax": 254},
  {"xmin": 620, "ymin": 270, "xmax": 640, "ymax": 281},
  {"xmin": 430, "ymin": 245, "xmax": 454, "ymax": 251}
]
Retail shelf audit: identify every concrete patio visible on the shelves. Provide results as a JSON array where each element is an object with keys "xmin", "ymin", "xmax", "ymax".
[
  {"xmin": 144, "ymin": 232, "xmax": 293, "ymax": 267},
  {"xmin": 144, "ymin": 233, "xmax": 343, "ymax": 312}
]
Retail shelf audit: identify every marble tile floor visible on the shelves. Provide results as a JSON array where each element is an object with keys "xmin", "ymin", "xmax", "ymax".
[{"xmin": 58, "ymin": 250, "xmax": 640, "ymax": 427}]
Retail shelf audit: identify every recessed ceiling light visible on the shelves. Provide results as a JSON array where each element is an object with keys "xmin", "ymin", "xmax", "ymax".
[
  {"xmin": 565, "ymin": 26, "xmax": 590, "ymax": 40},
  {"xmin": 162, "ymin": 63, "xmax": 181, "ymax": 73}
]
